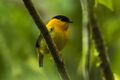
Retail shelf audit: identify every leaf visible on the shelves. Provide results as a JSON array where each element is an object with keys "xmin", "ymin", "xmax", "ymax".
[
  {"xmin": 114, "ymin": 73, "xmax": 120, "ymax": 80},
  {"xmin": 95, "ymin": 0, "xmax": 114, "ymax": 11}
]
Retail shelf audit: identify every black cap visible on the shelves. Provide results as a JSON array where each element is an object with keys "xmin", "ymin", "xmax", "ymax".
[{"xmin": 52, "ymin": 15, "xmax": 72, "ymax": 23}]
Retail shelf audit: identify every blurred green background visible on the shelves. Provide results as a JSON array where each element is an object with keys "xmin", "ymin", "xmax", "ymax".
[{"xmin": 0, "ymin": 0, "xmax": 120, "ymax": 80}]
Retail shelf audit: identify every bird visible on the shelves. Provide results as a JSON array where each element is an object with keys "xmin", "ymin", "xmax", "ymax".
[{"xmin": 35, "ymin": 15, "xmax": 72, "ymax": 67}]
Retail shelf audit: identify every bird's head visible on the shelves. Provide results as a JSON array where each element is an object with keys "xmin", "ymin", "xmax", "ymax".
[{"xmin": 47, "ymin": 15, "xmax": 72, "ymax": 31}]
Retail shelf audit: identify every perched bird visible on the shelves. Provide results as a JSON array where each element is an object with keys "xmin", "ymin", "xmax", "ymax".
[{"xmin": 36, "ymin": 15, "xmax": 72, "ymax": 67}]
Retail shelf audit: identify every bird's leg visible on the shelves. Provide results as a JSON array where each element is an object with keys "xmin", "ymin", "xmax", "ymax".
[
  {"xmin": 50, "ymin": 52, "xmax": 64, "ymax": 65},
  {"xmin": 59, "ymin": 52, "xmax": 64, "ymax": 65}
]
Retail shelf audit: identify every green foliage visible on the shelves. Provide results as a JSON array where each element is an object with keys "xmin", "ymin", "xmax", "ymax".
[
  {"xmin": 95, "ymin": 0, "xmax": 114, "ymax": 11},
  {"xmin": 0, "ymin": 0, "xmax": 120, "ymax": 80},
  {"xmin": 0, "ymin": 0, "xmax": 81, "ymax": 80}
]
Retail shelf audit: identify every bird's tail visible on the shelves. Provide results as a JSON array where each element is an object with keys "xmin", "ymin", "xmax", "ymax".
[{"xmin": 38, "ymin": 53, "xmax": 44, "ymax": 67}]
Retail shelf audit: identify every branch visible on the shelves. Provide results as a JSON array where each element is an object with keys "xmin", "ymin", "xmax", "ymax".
[
  {"xmin": 22, "ymin": 0, "xmax": 70, "ymax": 80},
  {"xmin": 90, "ymin": 14, "xmax": 114, "ymax": 80},
  {"xmin": 88, "ymin": 0, "xmax": 115, "ymax": 80},
  {"xmin": 80, "ymin": 0, "xmax": 114, "ymax": 80},
  {"xmin": 80, "ymin": 0, "xmax": 91, "ymax": 79}
]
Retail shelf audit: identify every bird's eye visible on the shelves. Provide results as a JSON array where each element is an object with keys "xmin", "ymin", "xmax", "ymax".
[{"xmin": 50, "ymin": 27, "xmax": 54, "ymax": 32}]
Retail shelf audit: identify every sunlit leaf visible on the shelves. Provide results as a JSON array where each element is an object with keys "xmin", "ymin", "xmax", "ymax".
[
  {"xmin": 114, "ymin": 73, "xmax": 120, "ymax": 80},
  {"xmin": 95, "ymin": 0, "xmax": 114, "ymax": 11}
]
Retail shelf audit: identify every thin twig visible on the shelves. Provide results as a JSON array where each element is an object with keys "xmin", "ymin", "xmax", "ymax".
[{"xmin": 22, "ymin": 0, "xmax": 70, "ymax": 80}]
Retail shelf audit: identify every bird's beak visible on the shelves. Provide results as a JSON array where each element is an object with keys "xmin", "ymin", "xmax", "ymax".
[{"xmin": 69, "ymin": 21, "xmax": 73, "ymax": 23}]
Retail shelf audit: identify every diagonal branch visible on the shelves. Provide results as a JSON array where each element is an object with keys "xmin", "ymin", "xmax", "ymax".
[
  {"xmin": 88, "ymin": 0, "xmax": 115, "ymax": 80},
  {"xmin": 90, "ymin": 14, "xmax": 114, "ymax": 80},
  {"xmin": 22, "ymin": 0, "xmax": 70, "ymax": 80},
  {"xmin": 80, "ymin": 0, "xmax": 114, "ymax": 80}
]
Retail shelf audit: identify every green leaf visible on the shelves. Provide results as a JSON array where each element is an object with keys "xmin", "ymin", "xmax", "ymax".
[{"xmin": 95, "ymin": 0, "xmax": 114, "ymax": 11}]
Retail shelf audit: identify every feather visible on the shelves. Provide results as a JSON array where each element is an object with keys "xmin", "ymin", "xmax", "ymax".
[{"xmin": 36, "ymin": 34, "xmax": 44, "ymax": 67}]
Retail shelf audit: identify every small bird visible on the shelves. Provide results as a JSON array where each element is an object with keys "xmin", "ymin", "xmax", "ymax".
[{"xmin": 36, "ymin": 15, "xmax": 72, "ymax": 67}]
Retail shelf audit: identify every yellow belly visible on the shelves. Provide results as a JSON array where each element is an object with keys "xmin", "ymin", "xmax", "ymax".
[
  {"xmin": 53, "ymin": 31, "xmax": 68, "ymax": 51},
  {"xmin": 39, "ymin": 30, "xmax": 68, "ymax": 55}
]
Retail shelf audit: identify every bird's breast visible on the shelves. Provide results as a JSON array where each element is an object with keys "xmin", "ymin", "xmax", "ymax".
[{"xmin": 53, "ymin": 30, "xmax": 68, "ymax": 51}]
